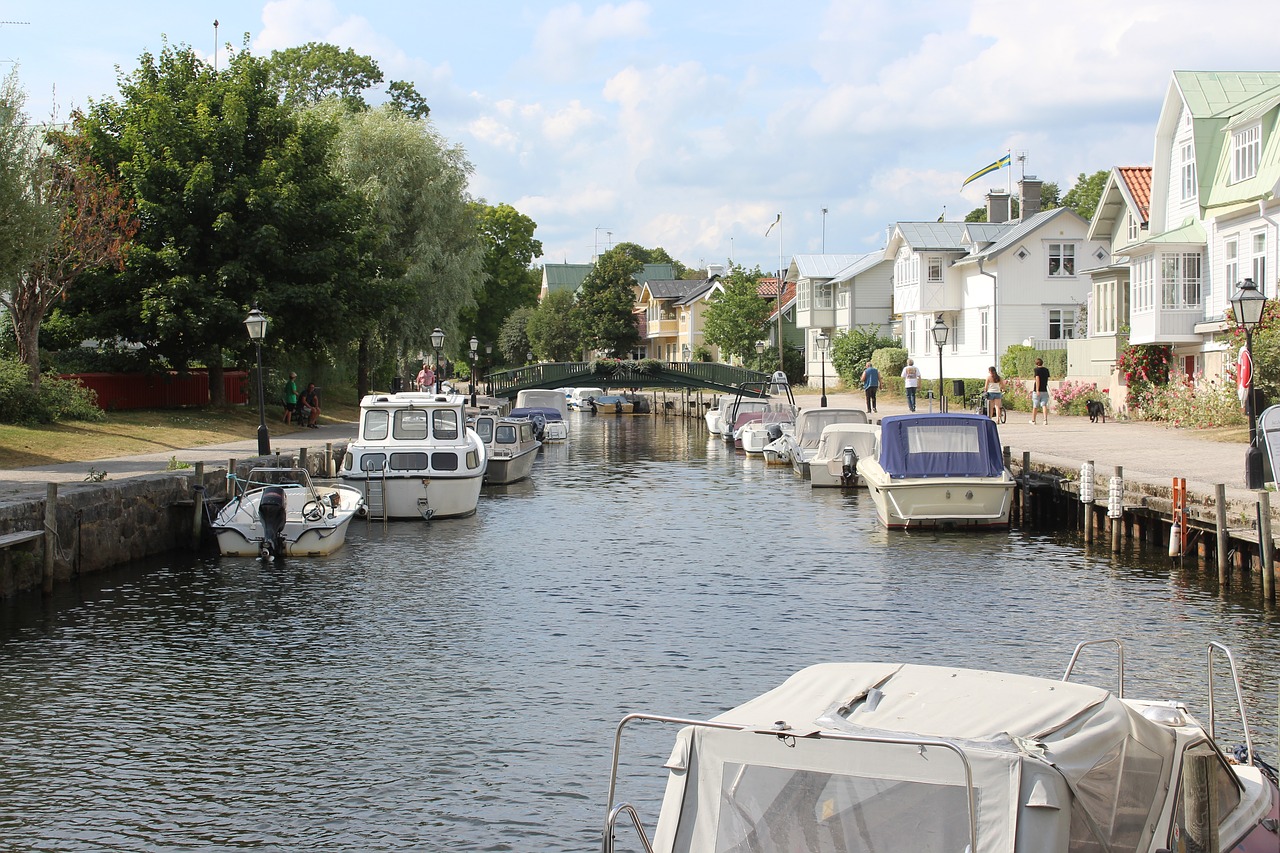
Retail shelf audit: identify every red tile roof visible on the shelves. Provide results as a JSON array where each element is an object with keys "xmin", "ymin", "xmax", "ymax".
[
  {"xmin": 757, "ymin": 277, "xmax": 782, "ymax": 298},
  {"xmin": 766, "ymin": 281, "xmax": 796, "ymax": 321},
  {"xmin": 1118, "ymin": 166, "xmax": 1152, "ymax": 223}
]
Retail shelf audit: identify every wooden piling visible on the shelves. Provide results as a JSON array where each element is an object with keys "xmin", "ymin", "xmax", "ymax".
[
  {"xmin": 1182, "ymin": 751, "xmax": 1220, "ymax": 853},
  {"xmin": 1021, "ymin": 452, "xmax": 1032, "ymax": 525},
  {"xmin": 191, "ymin": 462, "xmax": 205, "ymax": 549},
  {"xmin": 1083, "ymin": 460, "xmax": 1095, "ymax": 544},
  {"xmin": 1110, "ymin": 466, "xmax": 1123, "ymax": 553},
  {"xmin": 325, "ymin": 442, "xmax": 335, "ymax": 477},
  {"xmin": 1215, "ymin": 484, "xmax": 1228, "ymax": 586},
  {"xmin": 1261, "ymin": 490, "xmax": 1275, "ymax": 602},
  {"xmin": 43, "ymin": 482, "xmax": 57, "ymax": 594},
  {"xmin": 299, "ymin": 447, "xmax": 309, "ymax": 473}
]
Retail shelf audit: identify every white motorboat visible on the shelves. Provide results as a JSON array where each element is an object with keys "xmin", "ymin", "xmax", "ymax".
[
  {"xmin": 763, "ymin": 407, "xmax": 868, "ymax": 474},
  {"xmin": 738, "ymin": 404, "xmax": 799, "ymax": 456},
  {"xmin": 339, "ymin": 390, "xmax": 487, "ymax": 519},
  {"xmin": 514, "ymin": 389, "xmax": 570, "ymax": 440},
  {"xmin": 473, "ymin": 413, "xmax": 541, "ymax": 485},
  {"xmin": 704, "ymin": 396, "xmax": 733, "ymax": 435},
  {"xmin": 603, "ymin": 639, "xmax": 1280, "ymax": 853},
  {"xmin": 567, "ymin": 387, "xmax": 605, "ymax": 410},
  {"xmin": 810, "ymin": 422, "xmax": 880, "ymax": 488},
  {"xmin": 212, "ymin": 466, "xmax": 363, "ymax": 558},
  {"xmin": 856, "ymin": 413, "xmax": 1015, "ymax": 529},
  {"xmin": 726, "ymin": 375, "xmax": 793, "ymax": 447}
]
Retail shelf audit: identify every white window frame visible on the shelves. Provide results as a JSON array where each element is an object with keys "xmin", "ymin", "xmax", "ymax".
[
  {"xmin": 1048, "ymin": 243, "xmax": 1076, "ymax": 277},
  {"xmin": 1160, "ymin": 252, "xmax": 1202, "ymax": 308},
  {"xmin": 814, "ymin": 281, "xmax": 833, "ymax": 309},
  {"xmin": 1127, "ymin": 213, "xmax": 1139, "ymax": 244},
  {"xmin": 1181, "ymin": 143, "xmax": 1197, "ymax": 201},
  {"xmin": 1251, "ymin": 230, "xmax": 1267, "ymax": 297},
  {"xmin": 926, "ymin": 256, "xmax": 943, "ymax": 283},
  {"xmin": 979, "ymin": 308, "xmax": 989, "ymax": 352},
  {"xmin": 1133, "ymin": 255, "xmax": 1153, "ymax": 313},
  {"xmin": 1225, "ymin": 237, "xmax": 1240, "ymax": 301},
  {"xmin": 1233, "ymin": 124, "xmax": 1261, "ymax": 183},
  {"xmin": 836, "ymin": 282, "xmax": 849, "ymax": 309},
  {"xmin": 906, "ymin": 315, "xmax": 916, "ymax": 355},
  {"xmin": 1048, "ymin": 308, "xmax": 1076, "ymax": 340},
  {"xmin": 798, "ymin": 279, "xmax": 810, "ymax": 311}
]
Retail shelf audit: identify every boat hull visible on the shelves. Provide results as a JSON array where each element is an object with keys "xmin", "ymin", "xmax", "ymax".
[
  {"xmin": 212, "ymin": 481, "xmax": 363, "ymax": 557},
  {"xmin": 857, "ymin": 465, "xmax": 1014, "ymax": 528},
  {"xmin": 341, "ymin": 473, "xmax": 483, "ymax": 519},
  {"xmin": 215, "ymin": 513, "xmax": 355, "ymax": 557},
  {"xmin": 484, "ymin": 445, "xmax": 539, "ymax": 485}
]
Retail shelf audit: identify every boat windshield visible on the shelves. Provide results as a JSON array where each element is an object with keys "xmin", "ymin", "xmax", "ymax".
[{"xmin": 474, "ymin": 417, "xmax": 494, "ymax": 443}]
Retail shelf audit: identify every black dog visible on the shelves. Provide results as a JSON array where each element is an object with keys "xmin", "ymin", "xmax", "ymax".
[{"xmin": 1086, "ymin": 400, "xmax": 1106, "ymax": 423}]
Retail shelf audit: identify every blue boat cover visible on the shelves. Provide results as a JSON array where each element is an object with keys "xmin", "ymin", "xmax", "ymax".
[
  {"xmin": 509, "ymin": 406, "xmax": 564, "ymax": 421},
  {"xmin": 877, "ymin": 413, "xmax": 1004, "ymax": 479}
]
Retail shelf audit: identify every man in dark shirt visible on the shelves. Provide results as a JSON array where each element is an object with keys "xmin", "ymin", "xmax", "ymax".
[
  {"xmin": 1030, "ymin": 358, "xmax": 1051, "ymax": 424},
  {"xmin": 299, "ymin": 382, "xmax": 321, "ymax": 428}
]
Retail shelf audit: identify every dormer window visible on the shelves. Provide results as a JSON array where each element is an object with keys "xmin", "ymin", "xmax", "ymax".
[
  {"xmin": 1180, "ymin": 143, "xmax": 1196, "ymax": 201},
  {"xmin": 1233, "ymin": 124, "xmax": 1261, "ymax": 183},
  {"xmin": 1127, "ymin": 213, "xmax": 1139, "ymax": 243}
]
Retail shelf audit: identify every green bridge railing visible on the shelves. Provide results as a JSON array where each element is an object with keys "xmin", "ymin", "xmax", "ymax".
[{"xmin": 485, "ymin": 361, "xmax": 771, "ymax": 400}]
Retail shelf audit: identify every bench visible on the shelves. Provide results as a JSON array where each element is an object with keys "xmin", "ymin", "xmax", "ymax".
[{"xmin": 0, "ymin": 530, "xmax": 43, "ymax": 549}]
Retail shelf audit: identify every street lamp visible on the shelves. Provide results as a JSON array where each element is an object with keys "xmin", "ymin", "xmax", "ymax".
[
  {"xmin": 755, "ymin": 339, "xmax": 765, "ymax": 371},
  {"xmin": 681, "ymin": 343, "xmax": 690, "ymax": 362},
  {"xmin": 931, "ymin": 315, "xmax": 950, "ymax": 413},
  {"xmin": 1231, "ymin": 277, "xmax": 1266, "ymax": 489},
  {"xmin": 815, "ymin": 332, "xmax": 829, "ymax": 407},
  {"xmin": 469, "ymin": 335, "xmax": 479, "ymax": 407},
  {"xmin": 485, "ymin": 343, "xmax": 492, "ymax": 396},
  {"xmin": 430, "ymin": 327, "xmax": 445, "ymax": 394},
  {"xmin": 244, "ymin": 307, "xmax": 270, "ymax": 456}
]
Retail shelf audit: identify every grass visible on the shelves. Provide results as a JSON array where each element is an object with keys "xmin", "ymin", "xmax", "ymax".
[{"xmin": 0, "ymin": 393, "xmax": 360, "ymax": 469}]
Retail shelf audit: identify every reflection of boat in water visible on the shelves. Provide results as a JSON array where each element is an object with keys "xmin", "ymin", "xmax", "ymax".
[
  {"xmin": 856, "ymin": 413, "xmax": 1014, "ymax": 529},
  {"xmin": 809, "ymin": 422, "xmax": 879, "ymax": 488},
  {"xmin": 339, "ymin": 391, "xmax": 486, "ymax": 520},
  {"xmin": 603, "ymin": 639, "xmax": 1280, "ymax": 853},
  {"xmin": 473, "ymin": 413, "xmax": 541, "ymax": 485},
  {"xmin": 514, "ymin": 390, "xmax": 570, "ymax": 440},
  {"xmin": 213, "ymin": 466, "xmax": 364, "ymax": 558}
]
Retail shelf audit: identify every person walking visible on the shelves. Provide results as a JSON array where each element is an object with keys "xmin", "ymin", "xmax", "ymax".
[
  {"xmin": 985, "ymin": 366, "xmax": 1005, "ymax": 420},
  {"xmin": 415, "ymin": 361, "xmax": 435, "ymax": 392},
  {"xmin": 901, "ymin": 359, "xmax": 920, "ymax": 412},
  {"xmin": 1030, "ymin": 357, "xmax": 1051, "ymax": 424},
  {"xmin": 282, "ymin": 372, "xmax": 298, "ymax": 424},
  {"xmin": 860, "ymin": 361, "xmax": 880, "ymax": 413}
]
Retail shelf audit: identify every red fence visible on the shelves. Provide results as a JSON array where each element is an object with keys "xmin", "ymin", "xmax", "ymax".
[{"xmin": 61, "ymin": 371, "xmax": 250, "ymax": 410}]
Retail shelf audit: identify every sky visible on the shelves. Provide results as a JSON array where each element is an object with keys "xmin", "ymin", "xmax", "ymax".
[{"xmin": 5, "ymin": 1, "xmax": 1280, "ymax": 275}]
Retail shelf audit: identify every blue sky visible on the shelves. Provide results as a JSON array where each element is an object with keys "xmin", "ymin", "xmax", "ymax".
[{"xmin": 5, "ymin": 1, "xmax": 1280, "ymax": 274}]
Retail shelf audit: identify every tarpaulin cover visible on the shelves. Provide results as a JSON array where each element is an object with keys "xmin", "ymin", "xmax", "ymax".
[
  {"xmin": 508, "ymin": 406, "xmax": 564, "ymax": 421},
  {"xmin": 877, "ymin": 413, "xmax": 1004, "ymax": 478}
]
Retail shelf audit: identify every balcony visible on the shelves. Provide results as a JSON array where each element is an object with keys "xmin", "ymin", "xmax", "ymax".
[
  {"xmin": 1128, "ymin": 306, "xmax": 1202, "ymax": 344},
  {"xmin": 645, "ymin": 317, "xmax": 679, "ymax": 338}
]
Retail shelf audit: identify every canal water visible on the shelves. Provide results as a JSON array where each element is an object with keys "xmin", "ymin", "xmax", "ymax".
[{"xmin": 0, "ymin": 412, "xmax": 1277, "ymax": 851}]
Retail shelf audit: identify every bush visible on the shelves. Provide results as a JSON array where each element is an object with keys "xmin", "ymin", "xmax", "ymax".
[
  {"xmin": 1000, "ymin": 345, "xmax": 1066, "ymax": 379},
  {"xmin": 753, "ymin": 345, "xmax": 806, "ymax": 386},
  {"xmin": 1131, "ymin": 375, "xmax": 1246, "ymax": 428},
  {"xmin": 1051, "ymin": 380, "xmax": 1109, "ymax": 417},
  {"xmin": 692, "ymin": 344, "xmax": 714, "ymax": 362},
  {"xmin": 1115, "ymin": 344, "xmax": 1171, "ymax": 409},
  {"xmin": 0, "ymin": 360, "xmax": 104, "ymax": 424},
  {"xmin": 871, "ymin": 347, "xmax": 907, "ymax": 377},
  {"xmin": 831, "ymin": 325, "xmax": 899, "ymax": 385}
]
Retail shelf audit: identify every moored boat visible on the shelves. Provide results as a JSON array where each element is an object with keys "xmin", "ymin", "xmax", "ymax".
[
  {"xmin": 339, "ymin": 390, "xmax": 487, "ymax": 519},
  {"xmin": 567, "ymin": 387, "xmax": 605, "ymax": 410},
  {"xmin": 603, "ymin": 639, "xmax": 1280, "ymax": 853},
  {"xmin": 474, "ymin": 413, "xmax": 541, "ymax": 485},
  {"xmin": 809, "ymin": 421, "xmax": 879, "ymax": 487},
  {"xmin": 856, "ymin": 412, "xmax": 1014, "ymax": 528},
  {"xmin": 768, "ymin": 407, "xmax": 868, "ymax": 474},
  {"xmin": 738, "ymin": 404, "xmax": 799, "ymax": 456},
  {"xmin": 212, "ymin": 466, "xmax": 363, "ymax": 558},
  {"xmin": 514, "ymin": 389, "xmax": 571, "ymax": 440}
]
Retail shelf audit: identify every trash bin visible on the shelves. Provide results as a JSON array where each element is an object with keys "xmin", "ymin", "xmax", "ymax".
[
  {"xmin": 391, "ymin": 376, "xmax": 404, "ymax": 392},
  {"xmin": 951, "ymin": 379, "xmax": 965, "ymax": 398}
]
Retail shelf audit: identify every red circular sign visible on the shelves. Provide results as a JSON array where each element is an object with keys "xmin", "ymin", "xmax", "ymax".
[{"xmin": 1238, "ymin": 346, "xmax": 1252, "ymax": 403}]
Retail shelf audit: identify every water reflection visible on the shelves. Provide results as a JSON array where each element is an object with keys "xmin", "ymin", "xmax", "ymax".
[{"xmin": 0, "ymin": 411, "xmax": 1276, "ymax": 850}]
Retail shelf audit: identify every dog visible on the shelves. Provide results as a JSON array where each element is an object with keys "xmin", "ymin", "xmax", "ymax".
[{"xmin": 1086, "ymin": 399, "xmax": 1106, "ymax": 423}]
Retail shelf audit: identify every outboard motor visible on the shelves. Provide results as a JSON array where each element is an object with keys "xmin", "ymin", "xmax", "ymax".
[
  {"xmin": 840, "ymin": 446, "xmax": 858, "ymax": 487},
  {"xmin": 258, "ymin": 486, "xmax": 288, "ymax": 559},
  {"xmin": 530, "ymin": 413, "xmax": 547, "ymax": 441},
  {"xmin": 765, "ymin": 423, "xmax": 783, "ymax": 443}
]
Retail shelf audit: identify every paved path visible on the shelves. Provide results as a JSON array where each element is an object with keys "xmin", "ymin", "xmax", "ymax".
[{"xmin": 0, "ymin": 392, "xmax": 1253, "ymax": 505}]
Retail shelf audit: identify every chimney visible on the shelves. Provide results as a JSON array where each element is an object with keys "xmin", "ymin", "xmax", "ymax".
[
  {"xmin": 706, "ymin": 263, "xmax": 726, "ymax": 280},
  {"xmin": 986, "ymin": 190, "xmax": 1010, "ymax": 224},
  {"xmin": 1019, "ymin": 175, "xmax": 1043, "ymax": 221}
]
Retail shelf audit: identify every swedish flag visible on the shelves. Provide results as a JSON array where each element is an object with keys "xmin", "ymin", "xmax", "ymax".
[{"xmin": 961, "ymin": 153, "xmax": 1011, "ymax": 188}]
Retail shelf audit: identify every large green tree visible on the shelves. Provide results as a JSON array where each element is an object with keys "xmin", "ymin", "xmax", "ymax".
[
  {"xmin": 577, "ymin": 246, "xmax": 641, "ymax": 357},
  {"xmin": 324, "ymin": 102, "xmax": 484, "ymax": 396},
  {"xmin": 67, "ymin": 41, "xmax": 365, "ymax": 400},
  {"xmin": 701, "ymin": 264, "xmax": 770, "ymax": 361},
  {"xmin": 611, "ymin": 241, "xmax": 688, "ymax": 278},
  {"xmin": 498, "ymin": 305, "xmax": 535, "ymax": 365},
  {"xmin": 0, "ymin": 71, "xmax": 58, "ymax": 317},
  {"xmin": 459, "ymin": 202, "xmax": 542, "ymax": 355},
  {"xmin": 526, "ymin": 289, "xmax": 581, "ymax": 361},
  {"xmin": 1061, "ymin": 169, "xmax": 1109, "ymax": 221},
  {"xmin": 267, "ymin": 42, "xmax": 430, "ymax": 117}
]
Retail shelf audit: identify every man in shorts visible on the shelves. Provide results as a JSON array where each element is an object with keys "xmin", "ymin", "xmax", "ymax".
[{"xmin": 1030, "ymin": 358, "xmax": 1051, "ymax": 424}]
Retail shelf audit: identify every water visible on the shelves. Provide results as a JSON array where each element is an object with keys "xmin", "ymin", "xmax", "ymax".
[{"xmin": 0, "ymin": 413, "xmax": 1277, "ymax": 851}]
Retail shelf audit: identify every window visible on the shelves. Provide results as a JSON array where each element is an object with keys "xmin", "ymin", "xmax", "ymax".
[
  {"xmin": 431, "ymin": 409, "xmax": 459, "ymax": 440},
  {"xmin": 363, "ymin": 410, "xmax": 389, "ymax": 441},
  {"xmin": 1225, "ymin": 237, "xmax": 1239, "ymax": 301},
  {"xmin": 836, "ymin": 283, "xmax": 849, "ymax": 309},
  {"xmin": 1251, "ymin": 231, "xmax": 1267, "ymax": 296},
  {"xmin": 389, "ymin": 451, "xmax": 429, "ymax": 471},
  {"xmin": 431, "ymin": 451, "xmax": 459, "ymax": 471},
  {"xmin": 907, "ymin": 316, "xmax": 916, "ymax": 355},
  {"xmin": 814, "ymin": 281, "xmax": 833, "ymax": 309},
  {"xmin": 979, "ymin": 309, "xmax": 989, "ymax": 352},
  {"xmin": 1127, "ymin": 213, "xmax": 1139, "ymax": 243},
  {"xmin": 1133, "ymin": 255, "xmax": 1154, "ymax": 312},
  {"xmin": 1048, "ymin": 243, "xmax": 1076, "ymax": 276},
  {"xmin": 393, "ymin": 410, "xmax": 429, "ymax": 441},
  {"xmin": 798, "ymin": 279, "xmax": 810, "ymax": 311},
  {"xmin": 1160, "ymin": 252, "xmax": 1200, "ymax": 308},
  {"xmin": 951, "ymin": 314, "xmax": 962, "ymax": 353},
  {"xmin": 1049, "ymin": 308, "xmax": 1076, "ymax": 339},
  {"xmin": 1181, "ymin": 143, "xmax": 1197, "ymax": 201},
  {"xmin": 1233, "ymin": 124, "xmax": 1261, "ymax": 182},
  {"xmin": 926, "ymin": 256, "xmax": 943, "ymax": 282}
]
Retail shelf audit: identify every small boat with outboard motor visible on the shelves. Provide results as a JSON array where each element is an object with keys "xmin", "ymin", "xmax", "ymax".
[
  {"xmin": 473, "ymin": 412, "xmax": 541, "ymax": 485},
  {"xmin": 809, "ymin": 421, "xmax": 880, "ymax": 488},
  {"xmin": 212, "ymin": 466, "xmax": 364, "ymax": 558},
  {"xmin": 513, "ymin": 389, "xmax": 571, "ymax": 440}
]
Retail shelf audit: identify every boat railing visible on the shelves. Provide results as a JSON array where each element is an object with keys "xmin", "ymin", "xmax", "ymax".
[
  {"xmin": 1062, "ymin": 638, "xmax": 1126, "ymax": 697},
  {"xmin": 1207, "ymin": 641, "xmax": 1255, "ymax": 767},
  {"xmin": 603, "ymin": 712, "xmax": 978, "ymax": 853}
]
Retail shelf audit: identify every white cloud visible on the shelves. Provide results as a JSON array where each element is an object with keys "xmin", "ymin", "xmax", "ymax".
[{"xmin": 530, "ymin": 2, "xmax": 653, "ymax": 82}]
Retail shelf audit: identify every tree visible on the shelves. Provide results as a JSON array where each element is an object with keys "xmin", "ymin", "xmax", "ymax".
[
  {"xmin": 610, "ymin": 241, "xmax": 688, "ymax": 278},
  {"xmin": 526, "ymin": 289, "xmax": 581, "ymax": 361},
  {"xmin": 701, "ymin": 265, "xmax": 770, "ymax": 361},
  {"xmin": 498, "ymin": 306, "xmax": 535, "ymax": 365},
  {"xmin": 386, "ymin": 80, "xmax": 430, "ymax": 119},
  {"xmin": 267, "ymin": 42, "xmax": 383, "ymax": 111},
  {"xmin": 67, "ymin": 41, "xmax": 365, "ymax": 401},
  {"xmin": 1061, "ymin": 170, "xmax": 1109, "ymax": 221},
  {"xmin": 831, "ymin": 325, "xmax": 899, "ymax": 384},
  {"xmin": 577, "ymin": 246, "xmax": 641, "ymax": 357},
  {"xmin": 460, "ymin": 202, "xmax": 542, "ymax": 354}
]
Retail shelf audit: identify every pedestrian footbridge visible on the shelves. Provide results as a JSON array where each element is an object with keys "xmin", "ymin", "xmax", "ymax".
[{"xmin": 485, "ymin": 360, "xmax": 771, "ymax": 399}]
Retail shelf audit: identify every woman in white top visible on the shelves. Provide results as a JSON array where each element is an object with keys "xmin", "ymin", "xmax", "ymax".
[{"xmin": 985, "ymin": 367, "xmax": 1005, "ymax": 420}]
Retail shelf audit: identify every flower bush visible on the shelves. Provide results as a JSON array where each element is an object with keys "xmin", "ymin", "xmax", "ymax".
[
  {"xmin": 1050, "ymin": 380, "xmax": 1109, "ymax": 416},
  {"xmin": 1114, "ymin": 344, "xmax": 1171, "ymax": 408},
  {"xmin": 1001, "ymin": 380, "xmax": 1032, "ymax": 412},
  {"xmin": 1130, "ymin": 373, "xmax": 1246, "ymax": 428}
]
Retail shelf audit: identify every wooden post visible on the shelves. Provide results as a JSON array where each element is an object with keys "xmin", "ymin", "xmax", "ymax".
[
  {"xmin": 228, "ymin": 458, "xmax": 237, "ymax": 498},
  {"xmin": 1021, "ymin": 451, "xmax": 1032, "ymax": 525},
  {"xmin": 42, "ymin": 482, "xmax": 57, "ymax": 594},
  {"xmin": 191, "ymin": 462, "xmax": 205, "ymax": 549},
  {"xmin": 1215, "ymin": 484, "xmax": 1228, "ymax": 586},
  {"xmin": 1182, "ymin": 751, "xmax": 1220, "ymax": 853},
  {"xmin": 1261, "ymin": 490, "xmax": 1275, "ymax": 603},
  {"xmin": 298, "ymin": 447, "xmax": 308, "ymax": 473},
  {"xmin": 325, "ymin": 442, "xmax": 335, "ymax": 478},
  {"xmin": 1110, "ymin": 466, "xmax": 1123, "ymax": 553}
]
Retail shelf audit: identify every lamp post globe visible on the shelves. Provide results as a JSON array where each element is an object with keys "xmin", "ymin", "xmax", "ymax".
[
  {"xmin": 815, "ymin": 333, "xmax": 829, "ymax": 408},
  {"xmin": 1231, "ymin": 278, "xmax": 1266, "ymax": 489},
  {"xmin": 429, "ymin": 327, "xmax": 445, "ymax": 394},
  {"xmin": 244, "ymin": 307, "xmax": 271, "ymax": 456},
  {"xmin": 469, "ymin": 335, "xmax": 479, "ymax": 407},
  {"xmin": 931, "ymin": 315, "xmax": 949, "ymax": 413}
]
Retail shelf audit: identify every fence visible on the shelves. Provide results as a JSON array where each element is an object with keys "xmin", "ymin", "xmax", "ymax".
[{"xmin": 61, "ymin": 370, "xmax": 250, "ymax": 410}]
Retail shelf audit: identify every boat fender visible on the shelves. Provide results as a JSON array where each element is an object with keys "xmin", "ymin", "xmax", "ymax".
[{"xmin": 1169, "ymin": 522, "xmax": 1181, "ymax": 557}]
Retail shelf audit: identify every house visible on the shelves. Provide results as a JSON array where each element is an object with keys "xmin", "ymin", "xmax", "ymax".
[
  {"xmin": 635, "ymin": 265, "xmax": 722, "ymax": 361},
  {"xmin": 784, "ymin": 252, "xmax": 894, "ymax": 381},
  {"xmin": 890, "ymin": 178, "xmax": 1102, "ymax": 380},
  {"xmin": 1072, "ymin": 166, "xmax": 1151, "ymax": 378},
  {"xmin": 540, "ymin": 262, "xmax": 592, "ymax": 301}
]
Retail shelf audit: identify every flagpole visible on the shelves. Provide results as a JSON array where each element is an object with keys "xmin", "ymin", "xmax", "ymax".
[{"xmin": 778, "ymin": 215, "xmax": 784, "ymax": 375}]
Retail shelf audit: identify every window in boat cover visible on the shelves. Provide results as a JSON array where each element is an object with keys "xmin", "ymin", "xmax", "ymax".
[
  {"xmin": 393, "ymin": 410, "xmax": 428, "ymax": 440},
  {"xmin": 712, "ymin": 762, "xmax": 969, "ymax": 853},
  {"xmin": 363, "ymin": 409, "xmax": 389, "ymax": 441},
  {"xmin": 432, "ymin": 409, "xmax": 460, "ymax": 440},
  {"xmin": 432, "ymin": 452, "xmax": 459, "ymax": 471},
  {"xmin": 1066, "ymin": 734, "xmax": 1166, "ymax": 852}
]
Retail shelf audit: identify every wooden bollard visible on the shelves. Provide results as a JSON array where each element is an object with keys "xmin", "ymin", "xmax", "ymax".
[
  {"xmin": 43, "ymin": 482, "xmax": 57, "ymax": 594},
  {"xmin": 1182, "ymin": 751, "xmax": 1220, "ymax": 853},
  {"xmin": 299, "ymin": 447, "xmax": 309, "ymax": 473},
  {"xmin": 1110, "ymin": 466, "xmax": 1123, "ymax": 553},
  {"xmin": 191, "ymin": 462, "xmax": 205, "ymax": 549},
  {"xmin": 325, "ymin": 442, "xmax": 335, "ymax": 477},
  {"xmin": 228, "ymin": 458, "xmax": 237, "ymax": 497},
  {"xmin": 1215, "ymin": 484, "xmax": 1228, "ymax": 586},
  {"xmin": 1083, "ymin": 459, "xmax": 1095, "ymax": 544},
  {"xmin": 1261, "ymin": 490, "xmax": 1275, "ymax": 602}
]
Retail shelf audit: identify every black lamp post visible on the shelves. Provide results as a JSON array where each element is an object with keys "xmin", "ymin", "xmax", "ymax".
[
  {"xmin": 755, "ymin": 339, "xmax": 765, "ymax": 372},
  {"xmin": 485, "ymin": 343, "xmax": 492, "ymax": 396},
  {"xmin": 244, "ymin": 307, "xmax": 270, "ymax": 455},
  {"xmin": 1231, "ymin": 277, "xmax": 1266, "ymax": 489},
  {"xmin": 527, "ymin": 349, "xmax": 534, "ymax": 365},
  {"xmin": 815, "ymin": 332, "xmax": 829, "ymax": 408},
  {"xmin": 469, "ymin": 335, "xmax": 479, "ymax": 407},
  {"xmin": 931, "ymin": 315, "xmax": 949, "ymax": 413},
  {"xmin": 430, "ymin": 327, "xmax": 444, "ymax": 393}
]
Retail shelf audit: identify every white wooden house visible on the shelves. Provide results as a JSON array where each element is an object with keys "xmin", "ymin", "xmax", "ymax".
[{"xmin": 787, "ymin": 252, "xmax": 893, "ymax": 383}]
